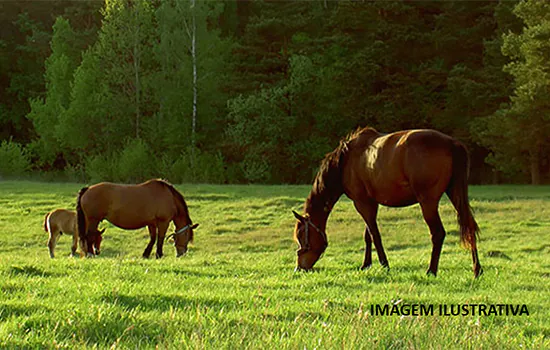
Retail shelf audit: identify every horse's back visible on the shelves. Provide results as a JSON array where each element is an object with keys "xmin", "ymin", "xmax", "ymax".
[
  {"xmin": 81, "ymin": 180, "xmax": 176, "ymax": 229},
  {"xmin": 345, "ymin": 129, "xmax": 456, "ymax": 206},
  {"xmin": 46, "ymin": 209, "xmax": 77, "ymax": 234},
  {"xmin": 398, "ymin": 130, "xmax": 455, "ymax": 190}
]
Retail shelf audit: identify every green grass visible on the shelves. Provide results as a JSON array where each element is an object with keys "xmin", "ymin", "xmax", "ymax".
[{"xmin": 0, "ymin": 181, "xmax": 549, "ymax": 349}]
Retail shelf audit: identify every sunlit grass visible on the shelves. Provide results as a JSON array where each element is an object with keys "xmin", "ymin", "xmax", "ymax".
[{"xmin": 0, "ymin": 181, "xmax": 549, "ymax": 348}]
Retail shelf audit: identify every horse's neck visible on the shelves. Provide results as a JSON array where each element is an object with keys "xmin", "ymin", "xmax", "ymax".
[
  {"xmin": 304, "ymin": 189, "xmax": 343, "ymax": 230},
  {"xmin": 174, "ymin": 214, "xmax": 191, "ymax": 229}
]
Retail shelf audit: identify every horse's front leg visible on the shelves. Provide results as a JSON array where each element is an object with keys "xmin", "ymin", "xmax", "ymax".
[
  {"xmin": 155, "ymin": 221, "xmax": 170, "ymax": 259},
  {"xmin": 361, "ymin": 227, "xmax": 372, "ymax": 270},
  {"xmin": 143, "ymin": 225, "xmax": 157, "ymax": 258},
  {"xmin": 354, "ymin": 200, "xmax": 389, "ymax": 270}
]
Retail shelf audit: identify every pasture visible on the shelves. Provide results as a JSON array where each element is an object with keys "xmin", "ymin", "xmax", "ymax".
[{"xmin": 0, "ymin": 181, "xmax": 549, "ymax": 349}]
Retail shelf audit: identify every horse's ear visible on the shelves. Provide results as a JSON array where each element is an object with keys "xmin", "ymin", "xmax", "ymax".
[
  {"xmin": 292, "ymin": 210, "xmax": 305, "ymax": 223},
  {"xmin": 191, "ymin": 223, "xmax": 199, "ymax": 230}
]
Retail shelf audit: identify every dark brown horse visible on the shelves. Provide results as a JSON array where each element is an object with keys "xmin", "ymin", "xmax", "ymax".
[
  {"xmin": 292, "ymin": 127, "xmax": 482, "ymax": 277},
  {"xmin": 76, "ymin": 179, "xmax": 198, "ymax": 258}
]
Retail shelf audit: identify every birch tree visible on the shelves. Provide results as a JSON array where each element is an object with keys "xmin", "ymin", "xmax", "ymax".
[{"xmin": 154, "ymin": 0, "xmax": 229, "ymax": 156}]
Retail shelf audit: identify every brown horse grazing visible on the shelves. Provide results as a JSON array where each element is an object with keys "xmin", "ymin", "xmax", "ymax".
[
  {"xmin": 44, "ymin": 209, "xmax": 103, "ymax": 258},
  {"xmin": 76, "ymin": 179, "xmax": 198, "ymax": 258},
  {"xmin": 292, "ymin": 127, "xmax": 482, "ymax": 277}
]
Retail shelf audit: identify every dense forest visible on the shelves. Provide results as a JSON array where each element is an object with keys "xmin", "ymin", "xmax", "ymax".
[{"xmin": 0, "ymin": 0, "xmax": 549, "ymax": 184}]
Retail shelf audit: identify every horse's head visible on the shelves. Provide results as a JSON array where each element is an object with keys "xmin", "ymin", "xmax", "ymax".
[
  {"xmin": 92, "ymin": 228, "xmax": 104, "ymax": 255},
  {"xmin": 292, "ymin": 211, "xmax": 327, "ymax": 271},
  {"xmin": 82, "ymin": 228, "xmax": 105, "ymax": 257},
  {"xmin": 169, "ymin": 223, "xmax": 199, "ymax": 257}
]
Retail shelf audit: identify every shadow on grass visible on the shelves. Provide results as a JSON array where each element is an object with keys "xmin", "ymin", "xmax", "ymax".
[
  {"xmin": 101, "ymin": 292, "xmax": 326, "ymax": 326},
  {"xmin": 261, "ymin": 197, "xmax": 304, "ymax": 208},
  {"xmin": 186, "ymin": 194, "xmax": 232, "ymax": 202},
  {"xmin": 101, "ymin": 293, "xmax": 242, "ymax": 313},
  {"xmin": 0, "ymin": 303, "xmax": 39, "ymax": 319},
  {"xmin": 163, "ymin": 267, "xmax": 222, "ymax": 279},
  {"xmin": 519, "ymin": 244, "xmax": 550, "ymax": 253},
  {"xmin": 472, "ymin": 193, "xmax": 550, "ymax": 202},
  {"xmin": 485, "ymin": 250, "xmax": 512, "ymax": 260},
  {"xmin": 8, "ymin": 265, "xmax": 54, "ymax": 277},
  {"xmin": 387, "ymin": 243, "xmax": 428, "ymax": 251}
]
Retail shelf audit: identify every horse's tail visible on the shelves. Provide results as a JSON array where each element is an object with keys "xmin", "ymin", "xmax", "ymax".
[
  {"xmin": 44, "ymin": 212, "xmax": 50, "ymax": 233},
  {"xmin": 76, "ymin": 187, "xmax": 89, "ymax": 242},
  {"xmin": 446, "ymin": 141, "xmax": 479, "ymax": 249}
]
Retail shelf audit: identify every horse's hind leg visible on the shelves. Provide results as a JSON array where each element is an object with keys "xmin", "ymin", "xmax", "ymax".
[
  {"xmin": 48, "ymin": 230, "xmax": 60, "ymax": 258},
  {"xmin": 354, "ymin": 201, "xmax": 389, "ymax": 270},
  {"xmin": 143, "ymin": 225, "xmax": 157, "ymax": 258},
  {"xmin": 471, "ymin": 239, "xmax": 482, "ymax": 278},
  {"xmin": 419, "ymin": 199, "xmax": 446, "ymax": 276}
]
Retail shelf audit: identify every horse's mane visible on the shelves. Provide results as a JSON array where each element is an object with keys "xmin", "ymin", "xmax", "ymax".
[
  {"xmin": 155, "ymin": 179, "xmax": 194, "ymax": 241},
  {"xmin": 305, "ymin": 126, "xmax": 378, "ymax": 214}
]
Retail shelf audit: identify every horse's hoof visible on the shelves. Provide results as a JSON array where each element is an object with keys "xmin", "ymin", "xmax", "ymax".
[
  {"xmin": 426, "ymin": 269, "xmax": 437, "ymax": 277},
  {"xmin": 86, "ymin": 253, "xmax": 94, "ymax": 258},
  {"xmin": 360, "ymin": 264, "xmax": 372, "ymax": 270},
  {"xmin": 474, "ymin": 266, "xmax": 483, "ymax": 278}
]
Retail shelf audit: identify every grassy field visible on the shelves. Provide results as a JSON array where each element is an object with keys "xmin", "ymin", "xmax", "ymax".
[{"xmin": 0, "ymin": 181, "xmax": 549, "ymax": 349}]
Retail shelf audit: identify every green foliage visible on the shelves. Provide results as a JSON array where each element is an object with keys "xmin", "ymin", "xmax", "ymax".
[
  {"xmin": 164, "ymin": 148, "xmax": 226, "ymax": 184},
  {"xmin": 475, "ymin": 0, "xmax": 550, "ymax": 184},
  {"xmin": 0, "ymin": 140, "xmax": 31, "ymax": 177},
  {"xmin": 5, "ymin": 0, "xmax": 550, "ymax": 183},
  {"xmin": 57, "ymin": 47, "xmax": 112, "ymax": 153},
  {"xmin": 0, "ymin": 182, "xmax": 549, "ymax": 348},
  {"xmin": 63, "ymin": 163, "xmax": 87, "ymax": 183},
  {"xmin": 86, "ymin": 139, "xmax": 155, "ymax": 183},
  {"xmin": 152, "ymin": 0, "xmax": 231, "ymax": 160},
  {"xmin": 115, "ymin": 138, "xmax": 157, "ymax": 183},
  {"xmin": 85, "ymin": 139, "xmax": 226, "ymax": 184},
  {"xmin": 26, "ymin": 17, "xmax": 80, "ymax": 167},
  {"xmin": 85, "ymin": 153, "xmax": 117, "ymax": 183},
  {"xmin": 227, "ymin": 88, "xmax": 293, "ymax": 183}
]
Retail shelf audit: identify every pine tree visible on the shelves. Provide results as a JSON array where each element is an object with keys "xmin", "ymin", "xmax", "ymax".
[
  {"xmin": 58, "ymin": 0, "xmax": 156, "ymax": 156},
  {"xmin": 27, "ymin": 17, "xmax": 80, "ymax": 167},
  {"xmin": 477, "ymin": 0, "xmax": 550, "ymax": 184}
]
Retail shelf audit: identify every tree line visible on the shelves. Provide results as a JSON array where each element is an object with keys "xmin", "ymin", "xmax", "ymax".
[{"xmin": 0, "ymin": 0, "xmax": 549, "ymax": 184}]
